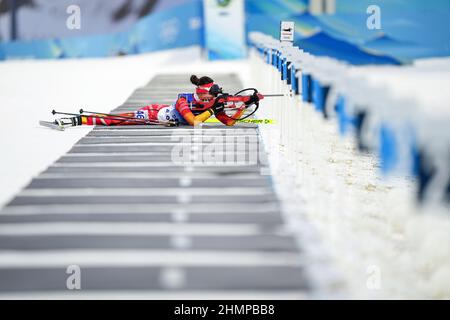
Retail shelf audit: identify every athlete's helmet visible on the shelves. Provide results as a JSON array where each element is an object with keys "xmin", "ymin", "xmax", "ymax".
[{"xmin": 191, "ymin": 75, "xmax": 222, "ymax": 105}]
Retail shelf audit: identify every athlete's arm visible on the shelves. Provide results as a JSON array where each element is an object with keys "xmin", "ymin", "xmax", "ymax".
[
  {"xmin": 175, "ymin": 97, "xmax": 214, "ymax": 126},
  {"xmin": 215, "ymin": 104, "xmax": 245, "ymax": 126}
]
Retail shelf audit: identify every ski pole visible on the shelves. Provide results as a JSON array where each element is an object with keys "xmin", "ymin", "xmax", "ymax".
[
  {"xmin": 52, "ymin": 110, "xmax": 80, "ymax": 117},
  {"xmin": 52, "ymin": 109, "xmax": 175, "ymax": 126}
]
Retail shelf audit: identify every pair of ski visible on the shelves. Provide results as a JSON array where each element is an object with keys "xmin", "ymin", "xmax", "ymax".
[{"xmin": 39, "ymin": 109, "xmax": 179, "ymax": 131}]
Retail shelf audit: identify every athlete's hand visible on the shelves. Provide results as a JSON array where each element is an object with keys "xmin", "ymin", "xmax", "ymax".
[
  {"xmin": 211, "ymin": 98, "xmax": 225, "ymax": 114},
  {"xmin": 245, "ymin": 92, "xmax": 260, "ymax": 106}
]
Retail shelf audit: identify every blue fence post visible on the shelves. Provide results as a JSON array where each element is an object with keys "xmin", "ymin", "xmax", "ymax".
[
  {"xmin": 291, "ymin": 66, "xmax": 297, "ymax": 94},
  {"xmin": 286, "ymin": 61, "xmax": 291, "ymax": 85},
  {"xmin": 302, "ymin": 74, "xmax": 312, "ymax": 102},
  {"xmin": 9, "ymin": 0, "xmax": 18, "ymax": 40},
  {"xmin": 281, "ymin": 57, "xmax": 287, "ymax": 81}
]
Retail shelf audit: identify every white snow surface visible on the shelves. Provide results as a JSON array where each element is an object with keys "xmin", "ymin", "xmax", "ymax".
[{"xmin": 250, "ymin": 52, "xmax": 450, "ymax": 299}]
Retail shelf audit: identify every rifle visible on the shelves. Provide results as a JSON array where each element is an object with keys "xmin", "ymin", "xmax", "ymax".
[{"xmin": 193, "ymin": 88, "xmax": 284, "ymax": 121}]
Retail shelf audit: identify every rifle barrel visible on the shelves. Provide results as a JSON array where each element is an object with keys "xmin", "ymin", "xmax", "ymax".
[{"xmin": 263, "ymin": 94, "xmax": 285, "ymax": 97}]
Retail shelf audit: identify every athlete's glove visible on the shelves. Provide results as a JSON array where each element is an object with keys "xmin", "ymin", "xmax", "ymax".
[
  {"xmin": 211, "ymin": 95, "xmax": 227, "ymax": 114},
  {"xmin": 211, "ymin": 101, "xmax": 225, "ymax": 115},
  {"xmin": 209, "ymin": 84, "xmax": 223, "ymax": 97},
  {"xmin": 245, "ymin": 92, "xmax": 260, "ymax": 106}
]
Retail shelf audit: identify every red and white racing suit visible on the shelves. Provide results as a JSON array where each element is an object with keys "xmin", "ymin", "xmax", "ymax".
[{"xmin": 82, "ymin": 93, "xmax": 245, "ymax": 127}]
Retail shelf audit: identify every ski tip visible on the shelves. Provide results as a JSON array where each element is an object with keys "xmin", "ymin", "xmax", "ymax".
[{"xmin": 39, "ymin": 120, "xmax": 65, "ymax": 131}]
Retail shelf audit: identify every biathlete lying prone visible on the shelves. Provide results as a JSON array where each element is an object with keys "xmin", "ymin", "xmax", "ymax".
[{"xmin": 52, "ymin": 75, "xmax": 263, "ymax": 128}]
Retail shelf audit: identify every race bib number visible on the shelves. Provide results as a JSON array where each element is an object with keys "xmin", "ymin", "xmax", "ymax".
[
  {"xmin": 134, "ymin": 110, "xmax": 149, "ymax": 119},
  {"xmin": 157, "ymin": 105, "xmax": 184, "ymax": 123}
]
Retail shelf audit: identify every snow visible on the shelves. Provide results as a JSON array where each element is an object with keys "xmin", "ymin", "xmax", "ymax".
[
  {"xmin": 251, "ymin": 50, "xmax": 450, "ymax": 299},
  {"xmin": 350, "ymin": 58, "xmax": 450, "ymax": 116}
]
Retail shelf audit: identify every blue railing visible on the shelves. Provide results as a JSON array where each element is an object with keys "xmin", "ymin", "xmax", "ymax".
[{"xmin": 249, "ymin": 32, "xmax": 450, "ymax": 204}]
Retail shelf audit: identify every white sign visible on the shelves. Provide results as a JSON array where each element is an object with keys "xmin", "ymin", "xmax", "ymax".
[
  {"xmin": 203, "ymin": 0, "xmax": 246, "ymax": 60},
  {"xmin": 280, "ymin": 21, "xmax": 295, "ymax": 43}
]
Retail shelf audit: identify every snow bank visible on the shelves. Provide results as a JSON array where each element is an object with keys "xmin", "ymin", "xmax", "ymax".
[{"xmin": 250, "ymin": 48, "xmax": 450, "ymax": 299}]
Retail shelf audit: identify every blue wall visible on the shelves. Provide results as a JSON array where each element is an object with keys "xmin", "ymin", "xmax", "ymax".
[
  {"xmin": 246, "ymin": 0, "xmax": 450, "ymax": 64},
  {"xmin": 2, "ymin": 0, "xmax": 449, "ymax": 63},
  {"xmin": 0, "ymin": 0, "xmax": 203, "ymax": 60}
]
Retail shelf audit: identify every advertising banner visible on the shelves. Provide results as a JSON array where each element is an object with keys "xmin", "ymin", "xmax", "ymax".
[{"xmin": 203, "ymin": 0, "xmax": 246, "ymax": 60}]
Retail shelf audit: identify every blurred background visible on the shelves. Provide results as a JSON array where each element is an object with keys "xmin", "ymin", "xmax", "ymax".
[{"xmin": 1, "ymin": 0, "xmax": 450, "ymax": 62}]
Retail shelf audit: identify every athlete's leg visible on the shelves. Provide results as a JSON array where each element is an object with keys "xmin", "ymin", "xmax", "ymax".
[
  {"xmin": 81, "ymin": 112, "xmax": 136, "ymax": 126},
  {"xmin": 56, "ymin": 105, "xmax": 166, "ymax": 127},
  {"xmin": 82, "ymin": 105, "xmax": 166, "ymax": 126}
]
